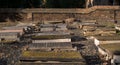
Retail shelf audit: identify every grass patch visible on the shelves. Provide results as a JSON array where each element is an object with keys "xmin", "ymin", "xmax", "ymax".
[
  {"xmin": 100, "ymin": 43, "xmax": 120, "ymax": 53},
  {"xmin": 0, "ymin": 40, "xmax": 16, "ymax": 43},
  {"xmin": 117, "ymin": 32, "xmax": 120, "ymax": 35},
  {"xmin": 22, "ymin": 51, "xmax": 82, "ymax": 59},
  {"xmin": 116, "ymin": 30, "xmax": 120, "ymax": 35}
]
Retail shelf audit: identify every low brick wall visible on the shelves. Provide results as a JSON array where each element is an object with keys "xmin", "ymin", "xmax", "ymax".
[
  {"xmin": 0, "ymin": 6, "xmax": 120, "ymax": 22},
  {"xmin": 16, "ymin": 62, "xmax": 86, "ymax": 65}
]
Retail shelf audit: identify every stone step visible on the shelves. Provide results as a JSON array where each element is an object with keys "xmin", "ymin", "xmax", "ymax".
[
  {"xmin": 16, "ymin": 62, "xmax": 86, "ymax": 65},
  {"xmin": 28, "ymin": 43, "xmax": 73, "ymax": 49}
]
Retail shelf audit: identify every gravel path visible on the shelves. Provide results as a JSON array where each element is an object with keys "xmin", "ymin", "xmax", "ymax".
[
  {"xmin": 77, "ymin": 40, "xmax": 102, "ymax": 65},
  {"xmin": 0, "ymin": 43, "xmax": 27, "ymax": 65}
]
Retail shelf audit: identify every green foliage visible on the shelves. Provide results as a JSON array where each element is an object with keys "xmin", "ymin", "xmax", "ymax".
[
  {"xmin": 0, "ymin": 0, "xmax": 24, "ymax": 8},
  {"xmin": 45, "ymin": 0, "xmax": 85, "ymax": 8},
  {"xmin": 0, "ymin": 0, "xmax": 43, "ymax": 8},
  {"xmin": 0, "ymin": 0, "xmax": 85, "ymax": 8}
]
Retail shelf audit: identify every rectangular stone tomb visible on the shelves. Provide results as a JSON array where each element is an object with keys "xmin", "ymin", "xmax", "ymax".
[
  {"xmin": 94, "ymin": 36, "xmax": 120, "ymax": 46},
  {"xmin": 16, "ymin": 62, "xmax": 86, "ymax": 65},
  {"xmin": 43, "ymin": 21, "xmax": 63, "ymax": 24},
  {"xmin": 0, "ymin": 32, "xmax": 19, "ymax": 36},
  {"xmin": 40, "ymin": 24, "xmax": 55, "ymax": 27},
  {"xmin": 83, "ymin": 30, "xmax": 97, "ymax": 36},
  {"xmin": 81, "ymin": 20, "xmax": 96, "ymax": 23},
  {"xmin": 33, "ymin": 31, "xmax": 71, "ymax": 36},
  {"xmin": 2, "ymin": 26, "xmax": 25, "ymax": 30},
  {"xmin": 32, "ymin": 35, "xmax": 71, "ymax": 43},
  {"xmin": 96, "ymin": 28, "xmax": 116, "ymax": 34},
  {"xmin": 0, "ymin": 30, "xmax": 24, "ymax": 35},
  {"xmin": 40, "ymin": 28, "xmax": 54, "ymax": 32},
  {"xmin": 99, "ymin": 43, "xmax": 120, "ymax": 53},
  {"xmin": 39, "ymin": 23, "xmax": 67, "ymax": 28},
  {"xmin": 32, "ymin": 35, "xmax": 71, "ymax": 40},
  {"xmin": 81, "ymin": 24, "xmax": 97, "ymax": 30},
  {"xmin": 55, "ymin": 24, "xmax": 67, "ymax": 28},
  {"xmin": 0, "ymin": 40, "xmax": 16, "ymax": 43},
  {"xmin": 28, "ymin": 42, "xmax": 73, "ymax": 50},
  {"xmin": 0, "ymin": 32, "xmax": 20, "ymax": 42},
  {"xmin": 32, "ymin": 39, "xmax": 71, "ymax": 43},
  {"xmin": 55, "ymin": 28, "xmax": 68, "ymax": 31}
]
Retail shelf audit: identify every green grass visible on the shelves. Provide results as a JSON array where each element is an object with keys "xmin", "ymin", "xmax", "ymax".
[{"xmin": 22, "ymin": 51, "xmax": 82, "ymax": 59}]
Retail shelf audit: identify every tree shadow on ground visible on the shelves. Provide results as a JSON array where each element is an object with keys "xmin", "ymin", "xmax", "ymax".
[
  {"xmin": 0, "ymin": 13, "xmax": 23, "ymax": 22},
  {"xmin": 0, "ymin": 58, "xmax": 7, "ymax": 65},
  {"xmin": 71, "ymin": 36, "xmax": 87, "ymax": 42},
  {"xmin": 72, "ymin": 44, "xmax": 85, "ymax": 50}
]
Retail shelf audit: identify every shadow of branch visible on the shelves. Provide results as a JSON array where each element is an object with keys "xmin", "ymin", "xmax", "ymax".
[{"xmin": 0, "ymin": 9, "xmax": 24, "ymax": 22}]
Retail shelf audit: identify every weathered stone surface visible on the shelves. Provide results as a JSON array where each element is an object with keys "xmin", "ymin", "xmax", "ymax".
[
  {"xmin": 32, "ymin": 39, "xmax": 71, "ymax": 43},
  {"xmin": 40, "ymin": 28, "xmax": 54, "ymax": 32}
]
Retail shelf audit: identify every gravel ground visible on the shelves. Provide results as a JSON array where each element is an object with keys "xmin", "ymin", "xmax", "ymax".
[
  {"xmin": 71, "ymin": 29, "xmax": 102, "ymax": 65},
  {"xmin": 77, "ymin": 40, "xmax": 102, "ymax": 65},
  {"xmin": 0, "ymin": 42, "xmax": 27, "ymax": 65}
]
